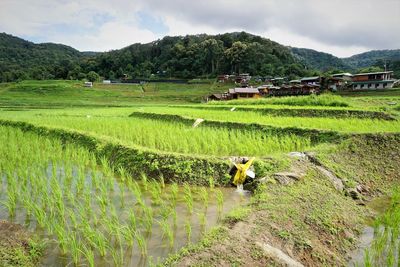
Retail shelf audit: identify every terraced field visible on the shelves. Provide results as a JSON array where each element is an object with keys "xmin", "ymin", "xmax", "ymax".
[{"xmin": 1, "ymin": 81, "xmax": 400, "ymax": 267}]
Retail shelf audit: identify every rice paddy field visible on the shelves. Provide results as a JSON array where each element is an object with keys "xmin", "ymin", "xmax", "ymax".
[{"xmin": 1, "ymin": 80, "xmax": 400, "ymax": 266}]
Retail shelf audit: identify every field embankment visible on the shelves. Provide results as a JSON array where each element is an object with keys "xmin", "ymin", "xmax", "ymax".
[{"xmin": 164, "ymin": 133, "xmax": 400, "ymax": 266}]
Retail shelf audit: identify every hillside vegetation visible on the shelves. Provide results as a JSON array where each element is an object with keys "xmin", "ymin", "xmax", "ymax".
[{"xmin": 0, "ymin": 32, "xmax": 311, "ymax": 82}]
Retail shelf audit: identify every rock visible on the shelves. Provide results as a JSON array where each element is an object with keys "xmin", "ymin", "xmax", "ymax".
[
  {"xmin": 356, "ymin": 184, "xmax": 369, "ymax": 194},
  {"xmin": 346, "ymin": 188, "xmax": 361, "ymax": 200},
  {"xmin": 315, "ymin": 166, "xmax": 344, "ymax": 191},
  {"xmin": 273, "ymin": 172, "xmax": 304, "ymax": 185},
  {"xmin": 288, "ymin": 152, "xmax": 307, "ymax": 159},
  {"xmin": 256, "ymin": 242, "xmax": 305, "ymax": 267}
]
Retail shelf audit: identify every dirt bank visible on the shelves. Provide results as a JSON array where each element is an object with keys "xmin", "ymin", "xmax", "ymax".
[
  {"xmin": 164, "ymin": 134, "xmax": 400, "ymax": 266},
  {"xmin": 0, "ymin": 220, "xmax": 44, "ymax": 267}
]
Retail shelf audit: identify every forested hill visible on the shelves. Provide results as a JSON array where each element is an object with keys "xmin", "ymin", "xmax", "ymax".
[
  {"xmin": 0, "ymin": 32, "xmax": 311, "ymax": 82},
  {"xmin": 86, "ymin": 32, "xmax": 310, "ymax": 80},
  {"xmin": 0, "ymin": 32, "xmax": 87, "ymax": 81},
  {"xmin": 1, "ymin": 31, "xmax": 399, "ymax": 82},
  {"xmin": 342, "ymin": 49, "xmax": 400, "ymax": 69},
  {"xmin": 290, "ymin": 47, "xmax": 352, "ymax": 72},
  {"xmin": 291, "ymin": 47, "xmax": 400, "ymax": 77}
]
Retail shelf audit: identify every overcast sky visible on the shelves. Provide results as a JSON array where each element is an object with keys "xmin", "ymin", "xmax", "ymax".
[{"xmin": 0, "ymin": 0, "xmax": 399, "ymax": 57}]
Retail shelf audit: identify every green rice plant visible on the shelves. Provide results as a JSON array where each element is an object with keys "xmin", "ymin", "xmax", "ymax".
[
  {"xmin": 215, "ymin": 189, "xmax": 224, "ymax": 213},
  {"xmin": 149, "ymin": 180, "xmax": 162, "ymax": 206},
  {"xmin": 158, "ymin": 219, "xmax": 174, "ymax": 247},
  {"xmin": 141, "ymin": 205, "xmax": 154, "ymax": 234},
  {"xmin": 141, "ymin": 172, "xmax": 148, "ymax": 191},
  {"xmin": 135, "ymin": 231, "xmax": 147, "ymax": 255},
  {"xmin": 117, "ymin": 166, "xmax": 127, "ymax": 183},
  {"xmin": 159, "ymin": 203, "xmax": 172, "ymax": 221},
  {"xmin": 110, "ymin": 247, "xmax": 124, "ymax": 267},
  {"xmin": 68, "ymin": 234, "xmax": 82, "ymax": 266},
  {"xmin": 171, "ymin": 208, "xmax": 177, "ymax": 225},
  {"xmin": 128, "ymin": 210, "xmax": 137, "ymax": 233},
  {"xmin": 80, "ymin": 245, "xmax": 95, "ymax": 267},
  {"xmin": 159, "ymin": 173, "xmax": 165, "ymax": 188},
  {"xmin": 198, "ymin": 212, "xmax": 207, "ymax": 229},
  {"xmin": 183, "ymin": 183, "xmax": 193, "ymax": 214},
  {"xmin": 209, "ymin": 176, "xmax": 215, "ymax": 189},
  {"xmin": 199, "ymin": 187, "xmax": 209, "ymax": 209},
  {"xmin": 54, "ymin": 224, "xmax": 69, "ymax": 255},
  {"xmin": 33, "ymin": 203, "xmax": 47, "ymax": 228},
  {"xmin": 170, "ymin": 183, "xmax": 179, "ymax": 204},
  {"xmin": 185, "ymin": 220, "xmax": 192, "ymax": 243}
]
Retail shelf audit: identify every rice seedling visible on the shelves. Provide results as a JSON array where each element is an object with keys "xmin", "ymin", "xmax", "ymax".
[
  {"xmin": 185, "ymin": 220, "xmax": 192, "ymax": 243},
  {"xmin": 135, "ymin": 231, "xmax": 147, "ymax": 255},
  {"xmin": 170, "ymin": 183, "xmax": 179, "ymax": 204},
  {"xmin": 158, "ymin": 219, "xmax": 174, "ymax": 247},
  {"xmin": 141, "ymin": 172, "xmax": 148, "ymax": 191},
  {"xmin": 149, "ymin": 180, "xmax": 162, "ymax": 206},
  {"xmin": 215, "ymin": 189, "xmax": 224, "ymax": 213},
  {"xmin": 209, "ymin": 176, "xmax": 215, "ymax": 189},
  {"xmin": 199, "ymin": 187, "xmax": 209, "ymax": 209},
  {"xmin": 183, "ymin": 183, "xmax": 194, "ymax": 214},
  {"xmin": 142, "ymin": 206, "xmax": 154, "ymax": 233},
  {"xmin": 159, "ymin": 173, "xmax": 165, "ymax": 188},
  {"xmin": 198, "ymin": 212, "xmax": 207, "ymax": 229},
  {"xmin": 68, "ymin": 234, "xmax": 82, "ymax": 266},
  {"xmin": 54, "ymin": 223, "xmax": 69, "ymax": 255},
  {"xmin": 81, "ymin": 245, "xmax": 95, "ymax": 267}
]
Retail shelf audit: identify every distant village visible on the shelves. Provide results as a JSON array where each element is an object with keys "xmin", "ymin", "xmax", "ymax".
[{"xmin": 208, "ymin": 71, "xmax": 399, "ymax": 101}]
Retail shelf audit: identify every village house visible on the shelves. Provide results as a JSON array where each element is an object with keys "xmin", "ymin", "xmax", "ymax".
[
  {"xmin": 351, "ymin": 71, "xmax": 396, "ymax": 90},
  {"xmin": 217, "ymin": 74, "xmax": 230, "ymax": 83},
  {"xmin": 301, "ymin": 76, "xmax": 320, "ymax": 85},
  {"xmin": 327, "ymin": 73, "xmax": 352, "ymax": 91},
  {"xmin": 228, "ymin": 87, "xmax": 260, "ymax": 99}
]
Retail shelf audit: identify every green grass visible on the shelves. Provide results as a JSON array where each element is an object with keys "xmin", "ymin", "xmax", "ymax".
[
  {"xmin": 208, "ymin": 94, "xmax": 350, "ymax": 107},
  {"xmin": 0, "ymin": 80, "xmax": 230, "ymax": 107},
  {"xmin": 130, "ymin": 106, "xmax": 400, "ymax": 133},
  {"xmin": 0, "ymin": 111, "xmax": 313, "ymax": 157}
]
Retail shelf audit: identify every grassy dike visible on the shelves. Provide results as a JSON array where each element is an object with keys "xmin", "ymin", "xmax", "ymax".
[
  {"xmin": 170, "ymin": 105, "xmax": 396, "ymax": 120},
  {"xmin": 0, "ymin": 119, "xmax": 289, "ymax": 186},
  {"xmin": 0, "ymin": 221, "xmax": 44, "ymax": 267},
  {"xmin": 129, "ymin": 111, "xmax": 344, "ymax": 144},
  {"xmin": 0, "ymin": 119, "xmax": 234, "ymax": 186},
  {"xmin": 162, "ymin": 134, "xmax": 400, "ymax": 266}
]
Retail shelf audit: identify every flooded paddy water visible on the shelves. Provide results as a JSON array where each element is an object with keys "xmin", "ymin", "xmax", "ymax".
[
  {"xmin": 348, "ymin": 196, "xmax": 396, "ymax": 267},
  {"xmin": 0, "ymin": 126, "xmax": 247, "ymax": 266}
]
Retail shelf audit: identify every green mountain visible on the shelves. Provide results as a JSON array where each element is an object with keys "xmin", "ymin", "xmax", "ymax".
[
  {"xmin": 291, "ymin": 47, "xmax": 400, "ymax": 78},
  {"xmin": 342, "ymin": 49, "xmax": 400, "ymax": 69},
  {"xmin": 0, "ymin": 32, "xmax": 86, "ymax": 81},
  {"xmin": 90, "ymin": 32, "xmax": 309, "ymax": 79},
  {"xmin": 290, "ymin": 47, "xmax": 352, "ymax": 72},
  {"xmin": 0, "ymin": 32, "xmax": 312, "ymax": 82},
  {"xmin": 1, "ymin": 31, "xmax": 399, "ymax": 82}
]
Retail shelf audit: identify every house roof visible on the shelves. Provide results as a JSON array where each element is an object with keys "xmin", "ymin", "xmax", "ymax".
[
  {"xmin": 289, "ymin": 80, "xmax": 301, "ymax": 83},
  {"xmin": 332, "ymin": 73, "xmax": 353, "ymax": 77},
  {"xmin": 353, "ymin": 71, "xmax": 393, "ymax": 76},
  {"xmin": 301, "ymin": 76, "xmax": 320, "ymax": 81},
  {"xmin": 228, "ymin": 88, "xmax": 260, "ymax": 94},
  {"xmin": 209, "ymin": 93, "xmax": 222, "ymax": 98}
]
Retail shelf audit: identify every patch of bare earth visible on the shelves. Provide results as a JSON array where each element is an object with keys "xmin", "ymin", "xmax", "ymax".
[{"xmin": 0, "ymin": 220, "xmax": 42, "ymax": 267}]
